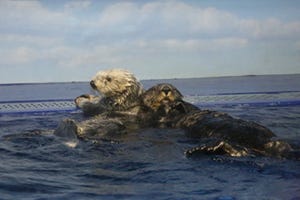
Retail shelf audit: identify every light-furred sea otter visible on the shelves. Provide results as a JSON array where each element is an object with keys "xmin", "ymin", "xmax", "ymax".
[
  {"xmin": 54, "ymin": 69, "xmax": 154, "ymax": 142},
  {"xmin": 75, "ymin": 68, "xmax": 144, "ymax": 116},
  {"xmin": 142, "ymin": 83, "xmax": 299, "ymax": 160}
]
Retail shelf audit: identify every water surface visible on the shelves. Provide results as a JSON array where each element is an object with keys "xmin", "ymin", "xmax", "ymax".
[{"xmin": 0, "ymin": 74, "xmax": 300, "ymax": 200}]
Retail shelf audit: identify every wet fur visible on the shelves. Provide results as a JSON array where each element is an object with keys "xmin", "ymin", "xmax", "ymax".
[
  {"xmin": 54, "ymin": 116, "xmax": 126, "ymax": 141},
  {"xmin": 55, "ymin": 69, "xmax": 151, "ymax": 141},
  {"xmin": 142, "ymin": 83, "xmax": 297, "ymax": 159},
  {"xmin": 141, "ymin": 83, "xmax": 198, "ymax": 127},
  {"xmin": 76, "ymin": 69, "xmax": 144, "ymax": 116}
]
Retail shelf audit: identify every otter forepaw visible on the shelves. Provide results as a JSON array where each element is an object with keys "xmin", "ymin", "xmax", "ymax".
[
  {"xmin": 75, "ymin": 94, "xmax": 97, "ymax": 108},
  {"xmin": 75, "ymin": 94, "xmax": 104, "ymax": 116}
]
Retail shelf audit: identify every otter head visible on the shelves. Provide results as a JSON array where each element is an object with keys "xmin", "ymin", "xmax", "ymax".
[
  {"xmin": 90, "ymin": 69, "xmax": 144, "ymax": 107},
  {"xmin": 142, "ymin": 83, "xmax": 183, "ymax": 112}
]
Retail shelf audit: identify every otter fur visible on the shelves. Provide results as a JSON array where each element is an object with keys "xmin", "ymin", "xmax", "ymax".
[
  {"xmin": 142, "ymin": 83, "xmax": 297, "ymax": 159},
  {"xmin": 54, "ymin": 115, "xmax": 126, "ymax": 142},
  {"xmin": 55, "ymin": 69, "xmax": 152, "ymax": 142},
  {"xmin": 141, "ymin": 83, "xmax": 199, "ymax": 127},
  {"xmin": 75, "ymin": 69, "xmax": 144, "ymax": 116}
]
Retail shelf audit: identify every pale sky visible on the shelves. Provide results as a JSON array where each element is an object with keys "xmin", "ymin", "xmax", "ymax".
[{"xmin": 0, "ymin": 0, "xmax": 300, "ymax": 83}]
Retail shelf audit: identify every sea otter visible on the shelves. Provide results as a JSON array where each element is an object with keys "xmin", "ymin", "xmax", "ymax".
[
  {"xmin": 55, "ymin": 69, "xmax": 153, "ymax": 141},
  {"xmin": 75, "ymin": 68, "xmax": 144, "ymax": 116},
  {"xmin": 141, "ymin": 83, "xmax": 198, "ymax": 127},
  {"xmin": 142, "ymin": 83, "xmax": 298, "ymax": 159}
]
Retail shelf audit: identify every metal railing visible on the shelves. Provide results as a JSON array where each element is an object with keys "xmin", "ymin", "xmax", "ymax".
[{"xmin": 1, "ymin": 91, "xmax": 300, "ymax": 114}]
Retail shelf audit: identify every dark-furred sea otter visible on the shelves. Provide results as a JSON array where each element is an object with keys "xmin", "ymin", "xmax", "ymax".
[{"xmin": 142, "ymin": 83, "xmax": 299, "ymax": 159}]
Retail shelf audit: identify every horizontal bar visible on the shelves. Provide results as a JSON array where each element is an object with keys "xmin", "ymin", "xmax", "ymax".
[{"xmin": 1, "ymin": 91, "xmax": 299, "ymax": 114}]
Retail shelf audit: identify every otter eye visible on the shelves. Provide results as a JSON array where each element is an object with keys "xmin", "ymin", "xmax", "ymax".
[{"xmin": 106, "ymin": 76, "xmax": 112, "ymax": 82}]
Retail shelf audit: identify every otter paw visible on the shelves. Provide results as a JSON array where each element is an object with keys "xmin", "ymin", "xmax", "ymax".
[
  {"xmin": 264, "ymin": 140, "xmax": 294, "ymax": 158},
  {"xmin": 74, "ymin": 94, "xmax": 100, "ymax": 108},
  {"xmin": 185, "ymin": 141, "xmax": 248, "ymax": 158}
]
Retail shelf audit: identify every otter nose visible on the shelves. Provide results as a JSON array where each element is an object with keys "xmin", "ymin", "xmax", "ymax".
[
  {"xmin": 90, "ymin": 80, "xmax": 96, "ymax": 89},
  {"xmin": 162, "ymin": 86, "xmax": 171, "ymax": 95}
]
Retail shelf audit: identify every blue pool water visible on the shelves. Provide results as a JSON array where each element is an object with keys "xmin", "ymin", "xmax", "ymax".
[{"xmin": 0, "ymin": 74, "xmax": 300, "ymax": 199}]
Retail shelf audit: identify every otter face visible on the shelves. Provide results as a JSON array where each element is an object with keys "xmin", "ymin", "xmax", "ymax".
[
  {"xmin": 142, "ymin": 83, "xmax": 183, "ymax": 111},
  {"xmin": 90, "ymin": 69, "xmax": 143, "ymax": 98}
]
